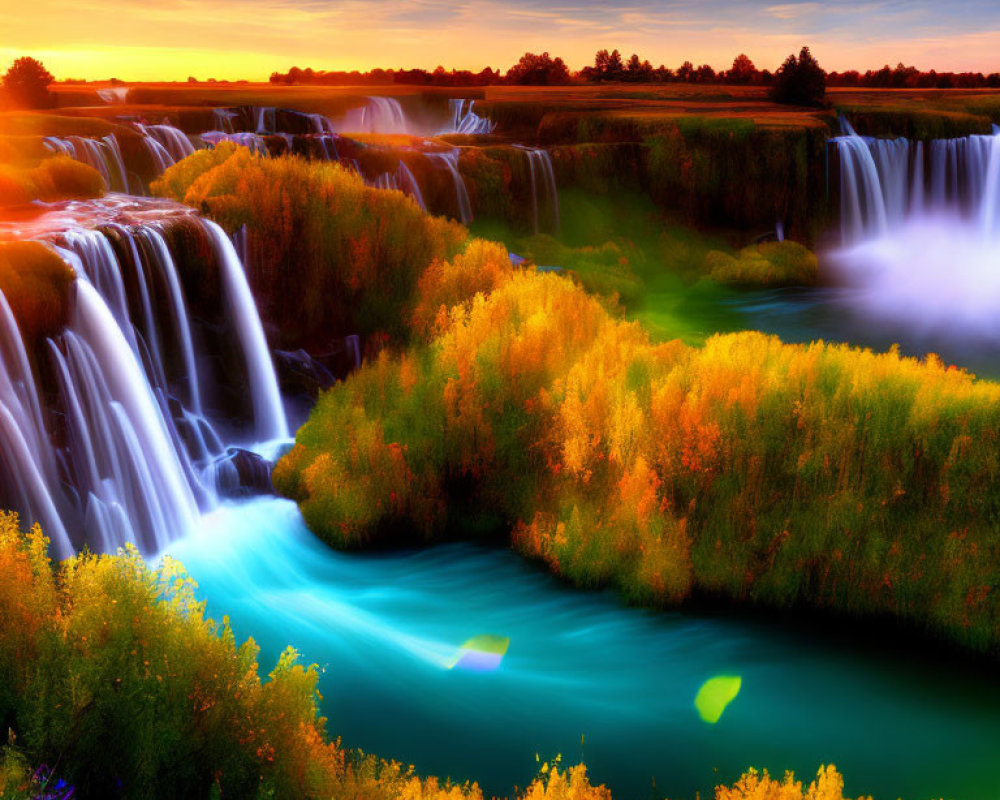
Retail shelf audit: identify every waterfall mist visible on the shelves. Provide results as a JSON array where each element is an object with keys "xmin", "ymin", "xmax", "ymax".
[{"xmin": 830, "ymin": 121, "xmax": 1000, "ymax": 340}]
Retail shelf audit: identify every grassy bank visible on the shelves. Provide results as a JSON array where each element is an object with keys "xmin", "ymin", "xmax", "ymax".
[{"xmin": 276, "ymin": 244, "xmax": 1000, "ymax": 654}]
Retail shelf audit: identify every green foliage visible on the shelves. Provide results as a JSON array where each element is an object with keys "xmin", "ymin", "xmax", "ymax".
[
  {"xmin": 705, "ymin": 241, "xmax": 818, "ymax": 286},
  {"xmin": 152, "ymin": 145, "xmax": 466, "ymax": 346},
  {"xmin": 278, "ymin": 259, "xmax": 1000, "ymax": 653},
  {"xmin": 0, "ymin": 511, "xmax": 345, "ymax": 799}
]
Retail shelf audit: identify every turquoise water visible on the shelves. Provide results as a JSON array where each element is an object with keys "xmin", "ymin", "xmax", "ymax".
[
  {"xmin": 727, "ymin": 286, "xmax": 1000, "ymax": 381},
  {"xmin": 168, "ymin": 499, "xmax": 1000, "ymax": 800}
]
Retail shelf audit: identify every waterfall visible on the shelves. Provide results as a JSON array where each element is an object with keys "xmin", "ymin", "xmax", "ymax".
[
  {"xmin": 140, "ymin": 124, "xmax": 197, "ymax": 162},
  {"xmin": 205, "ymin": 220, "xmax": 289, "ymax": 441},
  {"xmin": 44, "ymin": 135, "xmax": 132, "ymax": 193},
  {"xmin": 200, "ymin": 131, "xmax": 270, "ymax": 155},
  {"xmin": 426, "ymin": 149, "xmax": 472, "ymax": 225},
  {"xmin": 395, "ymin": 161, "xmax": 427, "ymax": 212},
  {"xmin": 829, "ymin": 121, "xmax": 1000, "ymax": 337},
  {"xmin": 254, "ymin": 107, "xmax": 277, "ymax": 134},
  {"xmin": 213, "ymin": 108, "xmax": 238, "ymax": 133},
  {"xmin": 97, "ymin": 87, "xmax": 129, "ymax": 104},
  {"xmin": 0, "ymin": 198, "xmax": 287, "ymax": 557},
  {"xmin": 833, "ymin": 119, "xmax": 1000, "ymax": 243},
  {"xmin": 442, "ymin": 100, "xmax": 495, "ymax": 135},
  {"xmin": 343, "ymin": 96, "xmax": 410, "ymax": 134},
  {"xmin": 513, "ymin": 146, "xmax": 560, "ymax": 234}
]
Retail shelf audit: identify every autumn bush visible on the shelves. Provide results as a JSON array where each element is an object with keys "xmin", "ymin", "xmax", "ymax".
[
  {"xmin": 152, "ymin": 144, "xmax": 466, "ymax": 347},
  {"xmin": 277, "ymin": 259, "xmax": 1000, "ymax": 651},
  {"xmin": 0, "ymin": 155, "xmax": 104, "ymax": 205},
  {"xmin": 0, "ymin": 510, "xmax": 348, "ymax": 798}
]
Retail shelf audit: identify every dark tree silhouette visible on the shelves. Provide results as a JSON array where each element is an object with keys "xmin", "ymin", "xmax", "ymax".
[
  {"xmin": 769, "ymin": 46, "xmax": 826, "ymax": 106},
  {"xmin": 727, "ymin": 53, "xmax": 759, "ymax": 85},
  {"xmin": 504, "ymin": 52, "xmax": 570, "ymax": 85},
  {"xmin": 3, "ymin": 57, "xmax": 54, "ymax": 108}
]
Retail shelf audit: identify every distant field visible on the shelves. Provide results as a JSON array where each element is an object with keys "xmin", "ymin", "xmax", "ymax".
[{"xmin": 41, "ymin": 81, "xmax": 1000, "ymax": 134}]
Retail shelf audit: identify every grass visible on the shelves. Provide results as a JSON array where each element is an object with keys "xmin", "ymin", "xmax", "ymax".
[{"xmin": 276, "ymin": 249, "xmax": 1000, "ymax": 654}]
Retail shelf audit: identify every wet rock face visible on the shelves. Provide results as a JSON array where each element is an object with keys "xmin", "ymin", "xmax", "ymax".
[
  {"xmin": 274, "ymin": 337, "xmax": 361, "ymax": 399},
  {"xmin": 210, "ymin": 447, "xmax": 276, "ymax": 499}
]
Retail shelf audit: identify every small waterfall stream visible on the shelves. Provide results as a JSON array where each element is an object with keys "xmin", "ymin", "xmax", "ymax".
[{"xmin": 514, "ymin": 146, "xmax": 560, "ymax": 233}]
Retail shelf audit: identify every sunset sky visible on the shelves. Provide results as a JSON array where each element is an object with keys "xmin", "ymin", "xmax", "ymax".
[{"xmin": 3, "ymin": 0, "xmax": 1000, "ymax": 81}]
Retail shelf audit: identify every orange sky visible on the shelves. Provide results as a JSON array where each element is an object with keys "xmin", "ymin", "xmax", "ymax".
[{"xmin": 3, "ymin": 0, "xmax": 1000, "ymax": 81}]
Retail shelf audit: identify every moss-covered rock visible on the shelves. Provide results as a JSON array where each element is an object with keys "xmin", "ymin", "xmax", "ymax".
[
  {"xmin": 0, "ymin": 241, "xmax": 75, "ymax": 341},
  {"xmin": 706, "ymin": 240, "xmax": 818, "ymax": 286}
]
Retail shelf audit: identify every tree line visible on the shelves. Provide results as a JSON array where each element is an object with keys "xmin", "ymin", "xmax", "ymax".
[{"xmin": 269, "ymin": 49, "xmax": 1000, "ymax": 92}]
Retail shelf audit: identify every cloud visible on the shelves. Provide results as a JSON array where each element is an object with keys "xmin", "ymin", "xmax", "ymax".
[{"xmin": 4, "ymin": 0, "xmax": 1000, "ymax": 79}]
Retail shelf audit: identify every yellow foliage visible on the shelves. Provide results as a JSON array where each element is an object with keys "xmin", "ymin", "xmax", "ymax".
[{"xmin": 715, "ymin": 765, "xmax": 870, "ymax": 800}]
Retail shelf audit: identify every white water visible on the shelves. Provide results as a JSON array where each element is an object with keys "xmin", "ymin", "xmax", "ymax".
[
  {"xmin": 205, "ymin": 220, "xmax": 288, "ymax": 441},
  {"xmin": 830, "ymin": 121, "xmax": 1000, "ymax": 338},
  {"xmin": 514, "ymin": 146, "xmax": 560, "ymax": 234},
  {"xmin": 426, "ymin": 149, "xmax": 473, "ymax": 225},
  {"xmin": 442, "ymin": 99, "xmax": 495, "ymax": 135},
  {"xmin": 342, "ymin": 96, "xmax": 410, "ymax": 134},
  {"xmin": 44, "ymin": 135, "xmax": 132, "ymax": 193},
  {"xmin": 0, "ymin": 198, "xmax": 287, "ymax": 555},
  {"xmin": 97, "ymin": 87, "xmax": 129, "ymax": 104}
]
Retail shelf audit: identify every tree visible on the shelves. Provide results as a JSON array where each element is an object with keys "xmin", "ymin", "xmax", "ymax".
[
  {"xmin": 2, "ymin": 57, "xmax": 54, "ymax": 108},
  {"xmin": 727, "ymin": 53, "xmax": 758, "ymax": 85},
  {"xmin": 625, "ymin": 54, "xmax": 654, "ymax": 83},
  {"xmin": 695, "ymin": 64, "xmax": 716, "ymax": 83},
  {"xmin": 504, "ymin": 52, "xmax": 570, "ymax": 85},
  {"xmin": 769, "ymin": 46, "xmax": 826, "ymax": 107},
  {"xmin": 677, "ymin": 61, "xmax": 695, "ymax": 82}
]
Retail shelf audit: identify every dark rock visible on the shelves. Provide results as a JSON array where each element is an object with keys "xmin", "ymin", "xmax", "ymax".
[
  {"xmin": 210, "ymin": 447, "xmax": 275, "ymax": 499},
  {"xmin": 274, "ymin": 348, "xmax": 337, "ymax": 398}
]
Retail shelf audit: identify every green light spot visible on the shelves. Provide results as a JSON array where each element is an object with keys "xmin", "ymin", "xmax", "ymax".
[{"xmin": 694, "ymin": 675, "xmax": 742, "ymax": 724}]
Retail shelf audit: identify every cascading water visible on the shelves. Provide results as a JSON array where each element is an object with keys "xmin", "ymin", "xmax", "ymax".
[
  {"xmin": 426, "ymin": 149, "xmax": 473, "ymax": 225},
  {"xmin": 97, "ymin": 87, "xmax": 129, "ymax": 104},
  {"xmin": 342, "ymin": 96, "xmax": 410, "ymax": 134},
  {"xmin": 140, "ymin": 123, "xmax": 197, "ymax": 163},
  {"xmin": 0, "ymin": 197, "xmax": 287, "ymax": 557},
  {"xmin": 44, "ymin": 135, "xmax": 132, "ymax": 193},
  {"xmin": 442, "ymin": 99, "xmax": 495, "ymax": 135},
  {"xmin": 513, "ymin": 146, "xmax": 560, "ymax": 233},
  {"xmin": 829, "ymin": 120, "xmax": 1000, "ymax": 337}
]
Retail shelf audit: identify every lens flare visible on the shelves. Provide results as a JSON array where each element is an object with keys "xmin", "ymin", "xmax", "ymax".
[
  {"xmin": 694, "ymin": 675, "xmax": 742, "ymax": 724},
  {"xmin": 447, "ymin": 634, "xmax": 510, "ymax": 671}
]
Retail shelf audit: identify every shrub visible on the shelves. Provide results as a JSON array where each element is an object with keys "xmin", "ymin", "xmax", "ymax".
[
  {"xmin": 0, "ymin": 510, "xmax": 343, "ymax": 799},
  {"xmin": 705, "ymin": 241, "xmax": 818, "ymax": 286},
  {"xmin": 152, "ymin": 146, "xmax": 466, "ymax": 346},
  {"xmin": 411, "ymin": 239, "xmax": 514, "ymax": 338},
  {"xmin": 0, "ymin": 156, "xmax": 104, "ymax": 206},
  {"xmin": 278, "ymin": 262, "xmax": 1000, "ymax": 652}
]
